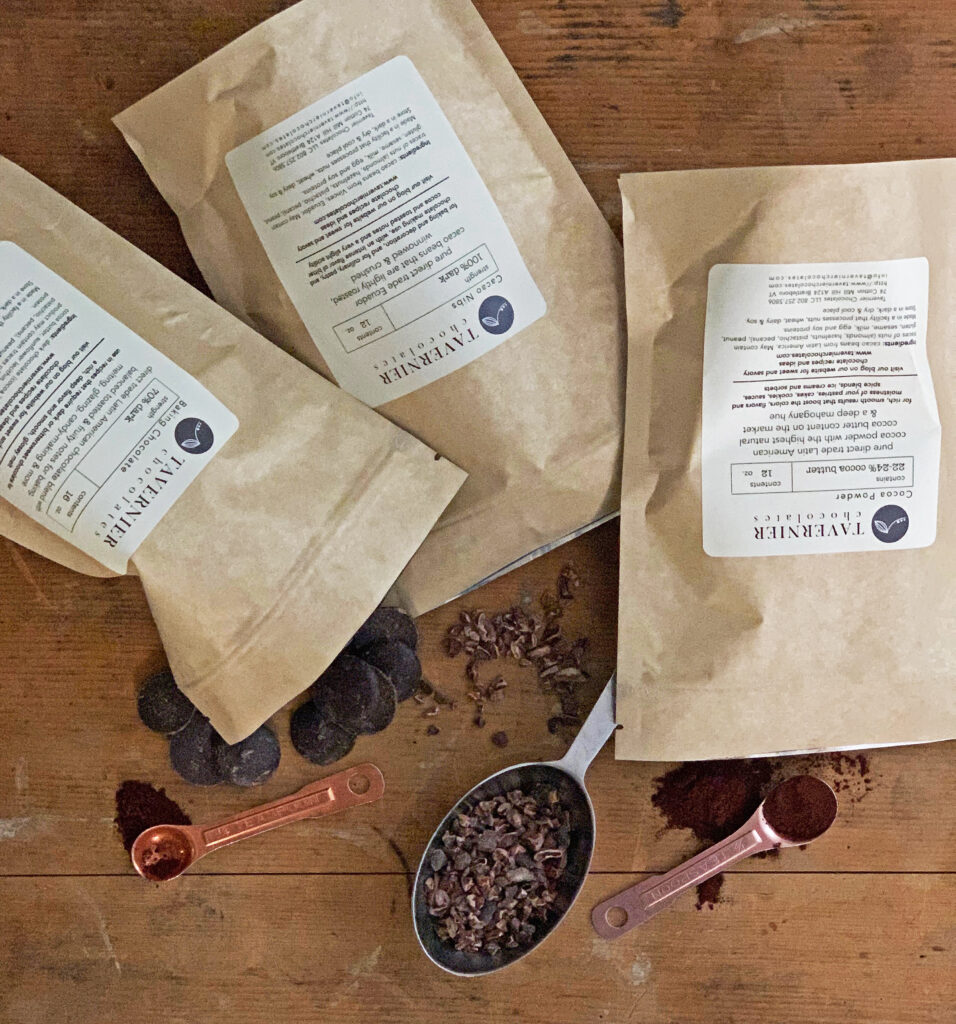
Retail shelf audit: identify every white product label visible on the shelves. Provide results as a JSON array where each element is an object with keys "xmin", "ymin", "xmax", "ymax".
[
  {"xmin": 702, "ymin": 259, "xmax": 940, "ymax": 557},
  {"xmin": 0, "ymin": 243, "xmax": 238, "ymax": 572},
  {"xmin": 226, "ymin": 55, "xmax": 546, "ymax": 407}
]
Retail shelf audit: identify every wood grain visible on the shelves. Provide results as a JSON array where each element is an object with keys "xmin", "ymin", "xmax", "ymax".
[
  {"xmin": 3, "ymin": 522, "xmax": 954, "ymax": 877},
  {"xmin": 1, "ymin": 875, "xmax": 952, "ymax": 1024},
  {"xmin": 0, "ymin": 0, "xmax": 954, "ymax": 1019}
]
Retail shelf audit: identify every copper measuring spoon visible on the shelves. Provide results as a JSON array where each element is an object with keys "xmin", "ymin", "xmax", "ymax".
[
  {"xmin": 592, "ymin": 775, "xmax": 837, "ymax": 938},
  {"xmin": 131, "ymin": 762, "xmax": 385, "ymax": 882}
]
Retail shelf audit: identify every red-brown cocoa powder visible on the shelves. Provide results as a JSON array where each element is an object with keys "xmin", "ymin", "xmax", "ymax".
[
  {"xmin": 762, "ymin": 775, "xmax": 837, "ymax": 843},
  {"xmin": 653, "ymin": 751, "xmax": 873, "ymax": 910},
  {"xmin": 651, "ymin": 759, "xmax": 774, "ymax": 844},
  {"xmin": 695, "ymin": 874, "xmax": 724, "ymax": 910},
  {"xmin": 114, "ymin": 780, "xmax": 190, "ymax": 852}
]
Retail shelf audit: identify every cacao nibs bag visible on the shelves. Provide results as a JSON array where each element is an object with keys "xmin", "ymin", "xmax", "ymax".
[
  {"xmin": 0, "ymin": 157, "xmax": 465, "ymax": 742},
  {"xmin": 616, "ymin": 159, "xmax": 954, "ymax": 760},
  {"xmin": 113, "ymin": 0, "xmax": 625, "ymax": 616}
]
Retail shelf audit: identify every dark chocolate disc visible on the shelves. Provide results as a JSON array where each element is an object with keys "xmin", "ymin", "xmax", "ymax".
[
  {"xmin": 137, "ymin": 669, "xmax": 195, "ymax": 735},
  {"xmin": 214, "ymin": 726, "xmax": 281, "ymax": 787},
  {"xmin": 349, "ymin": 606, "xmax": 418, "ymax": 653},
  {"xmin": 168, "ymin": 716, "xmax": 227, "ymax": 786},
  {"xmin": 312, "ymin": 654, "xmax": 397, "ymax": 734},
  {"xmin": 360, "ymin": 640, "xmax": 421, "ymax": 701},
  {"xmin": 290, "ymin": 702, "xmax": 356, "ymax": 766}
]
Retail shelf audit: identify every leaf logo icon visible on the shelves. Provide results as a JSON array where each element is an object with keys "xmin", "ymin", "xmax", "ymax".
[
  {"xmin": 481, "ymin": 301, "xmax": 510, "ymax": 329},
  {"xmin": 182, "ymin": 422, "xmax": 203, "ymax": 449},
  {"xmin": 177, "ymin": 420, "xmax": 207, "ymax": 452},
  {"xmin": 873, "ymin": 519, "xmax": 890, "ymax": 535}
]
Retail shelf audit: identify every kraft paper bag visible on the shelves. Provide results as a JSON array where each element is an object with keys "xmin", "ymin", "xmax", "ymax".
[
  {"xmin": 114, "ymin": 0, "xmax": 625, "ymax": 616},
  {"xmin": 0, "ymin": 157, "xmax": 465, "ymax": 742},
  {"xmin": 616, "ymin": 159, "xmax": 955, "ymax": 761}
]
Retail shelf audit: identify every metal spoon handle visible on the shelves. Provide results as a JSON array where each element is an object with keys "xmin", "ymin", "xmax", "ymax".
[
  {"xmin": 557, "ymin": 676, "xmax": 616, "ymax": 782},
  {"xmin": 197, "ymin": 762, "xmax": 385, "ymax": 855},
  {"xmin": 591, "ymin": 814, "xmax": 774, "ymax": 938}
]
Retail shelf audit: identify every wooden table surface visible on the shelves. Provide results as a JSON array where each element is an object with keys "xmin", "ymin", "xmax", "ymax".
[{"xmin": 1, "ymin": 2, "xmax": 954, "ymax": 1022}]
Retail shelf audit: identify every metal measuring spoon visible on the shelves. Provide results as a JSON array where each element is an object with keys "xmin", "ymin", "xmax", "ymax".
[
  {"xmin": 592, "ymin": 774, "xmax": 837, "ymax": 938},
  {"xmin": 131, "ymin": 762, "xmax": 384, "ymax": 881},
  {"xmin": 412, "ymin": 676, "xmax": 617, "ymax": 976}
]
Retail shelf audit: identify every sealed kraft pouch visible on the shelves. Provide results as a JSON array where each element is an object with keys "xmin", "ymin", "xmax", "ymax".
[
  {"xmin": 0, "ymin": 157, "xmax": 465, "ymax": 742},
  {"xmin": 616, "ymin": 159, "xmax": 954, "ymax": 761},
  {"xmin": 114, "ymin": 0, "xmax": 625, "ymax": 616}
]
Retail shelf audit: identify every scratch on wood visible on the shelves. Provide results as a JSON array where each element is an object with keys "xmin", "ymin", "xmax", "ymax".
[
  {"xmin": 5, "ymin": 541, "xmax": 56, "ymax": 612},
  {"xmin": 0, "ymin": 817, "xmax": 33, "ymax": 840},
  {"xmin": 373, "ymin": 825, "xmax": 414, "ymax": 896},
  {"xmin": 735, "ymin": 17, "xmax": 818, "ymax": 44},
  {"xmin": 77, "ymin": 886, "xmax": 122, "ymax": 974},
  {"xmin": 348, "ymin": 945, "xmax": 382, "ymax": 979},
  {"xmin": 14, "ymin": 757, "xmax": 28, "ymax": 795}
]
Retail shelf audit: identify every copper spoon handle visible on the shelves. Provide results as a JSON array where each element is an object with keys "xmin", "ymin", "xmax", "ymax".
[
  {"xmin": 194, "ymin": 762, "xmax": 385, "ymax": 859},
  {"xmin": 591, "ymin": 812, "xmax": 775, "ymax": 938}
]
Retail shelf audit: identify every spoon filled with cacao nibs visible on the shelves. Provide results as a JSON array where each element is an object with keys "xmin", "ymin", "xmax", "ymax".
[{"xmin": 412, "ymin": 676, "xmax": 616, "ymax": 976}]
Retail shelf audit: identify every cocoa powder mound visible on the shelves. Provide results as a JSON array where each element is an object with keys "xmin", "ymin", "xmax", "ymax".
[
  {"xmin": 651, "ymin": 759, "xmax": 774, "ymax": 844},
  {"xmin": 762, "ymin": 775, "xmax": 837, "ymax": 843},
  {"xmin": 114, "ymin": 780, "xmax": 190, "ymax": 852}
]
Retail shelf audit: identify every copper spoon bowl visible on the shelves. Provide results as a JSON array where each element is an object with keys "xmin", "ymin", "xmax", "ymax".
[
  {"xmin": 592, "ymin": 774, "xmax": 837, "ymax": 938},
  {"xmin": 131, "ymin": 762, "xmax": 385, "ymax": 881}
]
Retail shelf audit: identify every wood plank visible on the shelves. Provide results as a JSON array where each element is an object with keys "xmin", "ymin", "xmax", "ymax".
[
  {"xmin": 2, "ymin": 523, "xmax": 955, "ymax": 876},
  {"xmin": 0, "ymin": 1, "xmax": 954, "ymax": 1020},
  {"xmin": 1, "ymin": 1, "xmax": 953, "ymax": 272},
  {"xmin": 1, "ymin": 874, "xmax": 952, "ymax": 1024}
]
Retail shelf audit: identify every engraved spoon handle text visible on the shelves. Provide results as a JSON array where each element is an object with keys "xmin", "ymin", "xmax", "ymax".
[{"xmin": 199, "ymin": 764, "xmax": 385, "ymax": 852}]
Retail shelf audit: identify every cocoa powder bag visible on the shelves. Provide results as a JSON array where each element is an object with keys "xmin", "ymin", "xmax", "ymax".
[
  {"xmin": 616, "ymin": 159, "xmax": 955, "ymax": 760},
  {"xmin": 113, "ymin": 0, "xmax": 625, "ymax": 616},
  {"xmin": 0, "ymin": 157, "xmax": 465, "ymax": 742}
]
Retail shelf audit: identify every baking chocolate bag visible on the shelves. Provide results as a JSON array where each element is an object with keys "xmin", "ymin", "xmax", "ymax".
[
  {"xmin": 617, "ymin": 159, "xmax": 954, "ymax": 760},
  {"xmin": 113, "ymin": 0, "xmax": 625, "ymax": 616},
  {"xmin": 0, "ymin": 157, "xmax": 465, "ymax": 742}
]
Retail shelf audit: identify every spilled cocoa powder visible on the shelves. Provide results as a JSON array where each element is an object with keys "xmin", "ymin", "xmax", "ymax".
[
  {"xmin": 695, "ymin": 874, "xmax": 723, "ymax": 910},
  {"xmin": 652, "ymin": 751, "xmax": 875, "ymax": 909},
  {"xmin": 114, "ymin": 780, "xmax": 190, "ymax": 853},
  {"xmin": 651, "ymin": 758, "xmax": 773, "ymax": 844}
]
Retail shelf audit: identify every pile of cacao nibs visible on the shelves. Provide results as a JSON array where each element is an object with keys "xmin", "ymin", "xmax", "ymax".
[
  {"xmin": 443, "ymin": 565, "xmax": 589, "ymax": 737},
  {"xmin": 424, "ymin": 786, "xmax": 572, "ymax": 956}
]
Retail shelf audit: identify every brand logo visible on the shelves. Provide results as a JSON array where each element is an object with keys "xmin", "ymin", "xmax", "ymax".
[
  {"xmin": 175, "ymin": 417, "xmax": 214, "ymax": 455},
  {"xmin": 478, "ymin": 295, "xmax": 514, "ymax": 335},
  {"xmin": 101, "ymin": 453, "xmax": 187, "ymax": 549},
  {"xmin": 871, "ymin": 504, "xmax": 909, "ymax": 543}
]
